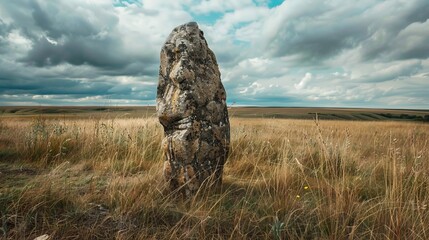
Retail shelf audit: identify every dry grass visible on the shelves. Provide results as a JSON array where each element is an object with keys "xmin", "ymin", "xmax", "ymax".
[{"xmin": 0, "ymin": 115, "xmax": 428, "ymax": 239}]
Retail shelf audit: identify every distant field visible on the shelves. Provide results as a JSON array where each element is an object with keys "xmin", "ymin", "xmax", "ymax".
[{"xmin": 1, "ymin": 106, "xmax": 428, "ymax": 121}]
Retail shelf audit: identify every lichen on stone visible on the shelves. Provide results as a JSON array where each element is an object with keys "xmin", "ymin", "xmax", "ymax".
[{"xmin": 156, "ymin": 22, "xmax": 230, "ymax": 196}]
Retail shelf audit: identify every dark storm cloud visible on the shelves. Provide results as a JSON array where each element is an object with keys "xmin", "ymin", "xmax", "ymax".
[
  {"xmin": 0, "ymin": 77, "xmax": 109, "ymax": 96},
  {"xmin": 29, "ymin": 1, "xmax": 102, "ymax": 39},
  {"xmin": 389, "ymin": 21, "xmax": 429, "ymax": 60},
  {"xmin": 22, "ymin": 2, "xmax": 130, "ymax": 69},
  {"xmin": 268, "ymin": 18, "xmax": 367, "ymax": 61},
  {"xmin": 213, "ymin": 50, "xmax": 240, "ymax": 67},
  {"xmin": 0, "ymin": 19, "xmax": 11, "ymax": 37},
  {"xmin": 0, "ymin": 19, "xmax": 13, "ymax": 53},
  {"xmin": 0, "ymin": 74, "xmax": 156, "ymax": 105},
  {"xmin": 22, "ymin": 35, "xmax": 129, "ymax": 69},
  {"xmin": 359, "ymin": 1, "xmax": 429, "ymax": 61},
  {"xmin": 358, "ymin": 60, "xmax": 423, "ymax": 83},
  {"xmin": 264, "ymin": 0, "xmax": 429, "ymax": 63},
  {"xmin": 0, "ymin": 59, "xmax": 155, "ymax": 101},
  {"xmin": 101, "ymin": 62, "xmax": 159, "ymax": 77},
  {"xmin": 1, "ymin": 0, "xmax": 157, "ymax": 71},
  {"xmin": 263, "ymin": 1, "xmax": 370, "ymax": 61},
  {"xmin": 0, "ymin": 0, "xmax": 162, "ymax": 106}
]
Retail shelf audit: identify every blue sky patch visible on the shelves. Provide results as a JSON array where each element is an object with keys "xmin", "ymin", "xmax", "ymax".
[
  {"xmin": 191, "ymin": 11, "xmax": 224, "ymax": 25},
  {"xmin": 267, "ymin": 0, "xmax": 284, "ymax": 8},
  {"xmin": 113, "ymin": 0, "xmax": 141, "ymax": 7}
]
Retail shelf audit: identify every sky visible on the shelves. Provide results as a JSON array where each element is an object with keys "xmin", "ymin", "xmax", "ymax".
[{"xmin": 0, "ymin": 0, "xmax": 428, "ymax": 109}]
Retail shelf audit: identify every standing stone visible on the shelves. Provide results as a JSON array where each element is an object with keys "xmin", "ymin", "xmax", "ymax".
[{"xmin": 156, "ymin": 22, "xmax": 230, "ymax": 196}]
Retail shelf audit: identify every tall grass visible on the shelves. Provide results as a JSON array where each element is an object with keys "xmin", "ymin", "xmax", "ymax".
[{"xmin": 0, "ymin": 116, "xmax": 428, "ymax": 239}]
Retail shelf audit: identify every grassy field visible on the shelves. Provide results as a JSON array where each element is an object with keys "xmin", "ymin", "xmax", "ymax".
[
  {"xmin": 1, "ymin": 108, "xmax": 429, "ymax": 239},
  {"xmin": 1, "ymin": 106, "xmax": 428, "ymax": 121}
]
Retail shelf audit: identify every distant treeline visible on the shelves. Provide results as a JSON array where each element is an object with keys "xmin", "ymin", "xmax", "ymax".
[
  {"xmin": 379, "ymin": 113, "xmax": 429, "ymax": 122},
  {"xmin": 308, "ymin": 112, "xmax": 429, "ymax": 122}
]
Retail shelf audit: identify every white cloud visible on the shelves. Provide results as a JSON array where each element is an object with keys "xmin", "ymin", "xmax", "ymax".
[
  {"xmin": 32, "ymin": 95, "xmax": 54, "ymax": 99},
  {"xmin": 0, "ymin": 0, "xmax": 428, "ymax": 108},
  {"xmin": 294, "ymin": 73, "xmax": 312, "ymax": 90},
  {"xmin": 240, "ymin": 82, "xmax": 265, "ymax": 95},
  {"xmin": 190, "ymin": 0, "xmax": 254, "ymax": 14}
]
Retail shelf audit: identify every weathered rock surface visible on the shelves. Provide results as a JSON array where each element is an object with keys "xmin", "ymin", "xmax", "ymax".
[{"xmin": 156, "ymin": 22, "xmax": 230, "ymax": 196}]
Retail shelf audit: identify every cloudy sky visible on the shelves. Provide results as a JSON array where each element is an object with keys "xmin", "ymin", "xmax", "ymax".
[{"xmin": 0, "ymin": 0, "xmax": 428, "ymax": 109}]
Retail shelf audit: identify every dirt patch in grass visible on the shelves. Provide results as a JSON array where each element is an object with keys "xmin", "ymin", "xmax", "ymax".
[{"xmin": 0, "ymin": 163, "xmax": 39, "ymax": 189}]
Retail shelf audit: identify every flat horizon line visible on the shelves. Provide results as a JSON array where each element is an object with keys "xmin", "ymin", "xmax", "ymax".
[{"xmin": 0, "ymin": 105, "xmax": 428, "ymax": 111}]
